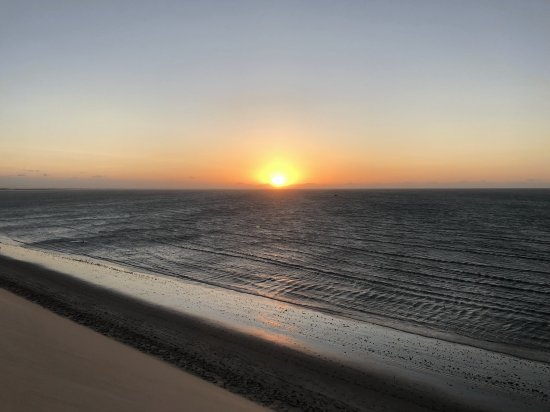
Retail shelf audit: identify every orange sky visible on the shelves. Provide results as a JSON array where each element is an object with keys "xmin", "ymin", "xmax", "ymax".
[{"xmin": 1, "ymin": 2, "xmax": 549, "ymax": 189}]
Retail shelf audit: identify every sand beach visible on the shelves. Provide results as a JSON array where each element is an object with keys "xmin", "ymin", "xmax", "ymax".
[
  {"xmin": 1, "ymin": 246, "xmax": 549, "ymax": 411},
  {"xmin": 0, "ymin": 288, "xmax": 266, "ymax": 412}
]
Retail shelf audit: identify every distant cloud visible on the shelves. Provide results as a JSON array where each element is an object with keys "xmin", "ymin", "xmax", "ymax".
[
  {"xmin": 92, "ymin": 175, "xmax": 104, "ymax": 179},
  {"xmin": 24, "ymin": 169, "xmax": 41, "ymax": 173},
  {"xmin": 17, "ymin": 173, "xmax": 26, "ymax": 177}
]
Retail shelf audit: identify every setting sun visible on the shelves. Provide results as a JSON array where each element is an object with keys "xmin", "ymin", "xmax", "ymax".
[
  {"xmin": 270, "ymin": 174, "xmax": 287, "ymax": 188},
  {"xmin": 255, "ymin": 158, "xmax": 302, "ymax": 188}
]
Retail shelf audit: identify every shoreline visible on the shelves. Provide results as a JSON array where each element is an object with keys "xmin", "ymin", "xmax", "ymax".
[
  {"xmin": 2, "ymin": 239, "xmax": 548, "ymax": 365},
  {"xmin": 0, "ymin": 288, "xmax": 267, "ymax": 412},
  {"xmin": 1, "ymin": 251, "xmax": 549, "ymax": 411},
  {"xmin": 0, "ymin": 254, "xmax": 434, "ymax": 411}
]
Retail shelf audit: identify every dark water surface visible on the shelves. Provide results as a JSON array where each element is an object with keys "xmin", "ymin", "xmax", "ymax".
[{"xmin": 1, "ymin": 189, "xmax": 549, "ymax": 352}]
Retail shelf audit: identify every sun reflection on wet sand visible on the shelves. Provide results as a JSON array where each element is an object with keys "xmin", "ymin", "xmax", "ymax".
[
  {"xmin": 241, "ymin": 325, "xmax": 304, "ymax": 349},
  {"xmin": 256, "ymin": 313, "xmax": 282, "ymax": 329}
]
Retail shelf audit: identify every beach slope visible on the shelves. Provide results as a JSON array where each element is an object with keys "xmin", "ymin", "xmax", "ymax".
[
  {"xmin": 0, "ymin": 288, "xmax": 266, "ymax": 412},
  {"xmin": 1, "ymin": 251, "xmax": 549, "ymax": 412}
]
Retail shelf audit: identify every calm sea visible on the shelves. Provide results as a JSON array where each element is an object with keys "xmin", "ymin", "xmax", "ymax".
[{"xmin": 1, "ymin": 189, "xmax": 549, "ymax": 352}]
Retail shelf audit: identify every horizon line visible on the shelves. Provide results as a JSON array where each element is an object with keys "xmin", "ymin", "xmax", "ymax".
[{"xmin": 2, "ymin": 186, "xmax": 550, "ymax": 191}]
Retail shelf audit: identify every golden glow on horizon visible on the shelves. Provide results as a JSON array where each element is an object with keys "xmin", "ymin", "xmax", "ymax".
[
  {"xmin": 256, "ymin": 158, "xmax": 302, "ymax": 188},
  {"xmin": 270, "ymin": 173, "xmax": 287, "ymax": 187}
]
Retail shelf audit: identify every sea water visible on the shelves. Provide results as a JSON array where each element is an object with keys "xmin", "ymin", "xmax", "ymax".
[{"xmin": 1, "ymin": 189, "xmax": 549, "ymax": 353}]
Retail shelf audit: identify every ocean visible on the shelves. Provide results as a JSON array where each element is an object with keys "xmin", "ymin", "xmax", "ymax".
[{"xmin": 1, "ymin": 189, "xmax": 549, "ymax": 354}]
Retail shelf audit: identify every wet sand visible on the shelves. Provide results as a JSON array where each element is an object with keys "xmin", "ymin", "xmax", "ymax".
[
  {"xmin": 0, "ymin": 288, "xmax": 267, "ymax": 412},
  {"xmin": 1, "ymin": 253, "xmax": 549, "ymax": 411}
]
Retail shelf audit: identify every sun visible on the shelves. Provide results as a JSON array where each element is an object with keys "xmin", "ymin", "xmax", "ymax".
[
  {"xmin": 255, "ymin": 158, "xmax": 301, "ymax": 188},
  {"xmin": 270, "ymin": 173, "xmax": 287, "ymax": 188}
]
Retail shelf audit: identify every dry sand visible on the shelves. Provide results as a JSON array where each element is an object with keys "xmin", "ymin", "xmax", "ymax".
[{"xmin": 0, "ymin": 288, "xmax": 267, "ymax": 412}]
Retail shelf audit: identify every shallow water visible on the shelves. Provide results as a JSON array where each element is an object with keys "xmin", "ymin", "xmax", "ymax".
[{"xmin": 1, "ymin": 189, "xmax": 549, "ymax": 352}]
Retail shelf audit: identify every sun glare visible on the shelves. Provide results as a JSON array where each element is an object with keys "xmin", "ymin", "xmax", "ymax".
[
  {"xmin": 255, "ymin": 158, "xmax": 301, "ymax": 188},
  {"xmin": 270, "ymin": 174, "xmax": 287, "ymax": 188}
]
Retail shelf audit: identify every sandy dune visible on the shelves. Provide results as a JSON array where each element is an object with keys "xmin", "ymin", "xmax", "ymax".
[{"xmin": 0, "ymin": 289, "xmax": 267, "ymax": 412}]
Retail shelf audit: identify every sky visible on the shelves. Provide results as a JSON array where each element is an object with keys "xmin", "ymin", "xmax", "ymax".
[{"xmin": 1, "ymin": 0, "xmax": 549, "ymax": 189}]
